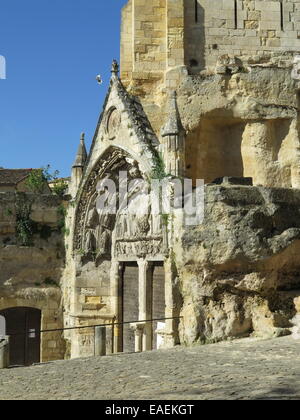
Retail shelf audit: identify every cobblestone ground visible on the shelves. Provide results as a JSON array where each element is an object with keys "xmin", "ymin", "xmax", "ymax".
[{"xmin": 1, "ymin": 336, "xmax": 300, "ymax": 400}]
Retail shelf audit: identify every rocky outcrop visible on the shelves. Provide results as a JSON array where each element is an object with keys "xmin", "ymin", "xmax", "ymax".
[{"xmin": 176, "ymin": 184, "xmax": 300, "ymax": 344}]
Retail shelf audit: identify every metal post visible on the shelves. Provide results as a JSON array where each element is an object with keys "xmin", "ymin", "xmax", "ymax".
[
  {"xmin": 95, "ymin": 326, "xmax": 106, "ymax": 357},
  {"xmin": 111, "ymin": 318, "xmax": 115, "ymax": 354},
  {"xmin": 135, "ymin": 327, "xmax": 143, "ymax": 353},
  {"xmin": 0, "ymin": 336, "xmax": 9, "ymax": 369}
]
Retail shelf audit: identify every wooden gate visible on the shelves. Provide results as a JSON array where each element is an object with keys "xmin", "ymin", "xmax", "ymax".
[
  {"xmin": 0, "ymin": 307, "xmax": 41, "ymax": 367},
  {"xmin": 122, "ymin": 263, "xmax": 139, "ymax": 353}
]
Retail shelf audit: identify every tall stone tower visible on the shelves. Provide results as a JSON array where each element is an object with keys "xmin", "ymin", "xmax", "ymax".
[
  {"xmin": 120, "ymin": 0, "xmax": 300, "ymax": 189},
  {"xmin": 120, "ymin": 0, "xmax": 185, "ymax": 92},
  {"xmin": 121, "ymin": 0, "xmax": 300, "ymax": 90}
]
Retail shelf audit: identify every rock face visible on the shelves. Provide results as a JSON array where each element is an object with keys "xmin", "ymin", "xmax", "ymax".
[
  {"xmin": 176, "ymin": 185, "xmax": 300, "ymax": 344},
  {"xmin": 177, "ymin": 65, "xmax": 300, "ymax": 189}
]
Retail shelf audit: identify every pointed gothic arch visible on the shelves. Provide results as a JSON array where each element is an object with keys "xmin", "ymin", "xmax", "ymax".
[{"xmin": 73, "ymin": 146, "xmax": 165, "ymax": 264}]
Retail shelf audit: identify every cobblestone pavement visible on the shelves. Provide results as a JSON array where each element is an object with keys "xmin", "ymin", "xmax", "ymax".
[{"xmin": 1, "ymin": 336, "xmax": 300, "ymax": 400}]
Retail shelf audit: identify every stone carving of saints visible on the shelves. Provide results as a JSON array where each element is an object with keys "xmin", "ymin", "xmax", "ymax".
[
  {"xmin": 117, "ymin": 165, "xmax": 151, "ymax": 239},
  {"xmin": 95, "ymin": 175, "xmax": 117, "ymax": 259},
  {"xmin": 84, "ymin": 201, "xmax": 99, "ymax": 254}
]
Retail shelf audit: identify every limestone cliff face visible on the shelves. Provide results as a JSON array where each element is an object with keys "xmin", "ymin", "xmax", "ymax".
[
  {"xmin": 168, "ymin": 62, "xmax": 300, "ymax": 189},
  {"xmin": 176, "ymin": 185, "xmax": 300, "ymax": 344}
]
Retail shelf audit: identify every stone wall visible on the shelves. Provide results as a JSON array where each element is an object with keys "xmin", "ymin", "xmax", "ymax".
[
  {"xmin": 121, "ymin": 0, "xmax": 300, "ymax": 82},
  {"xmin": 0, "ymin": 192, "xmax": 66, "ymax": 362},
  {"xmin": 121, "ymin": 0, "xmax": 168, "ymax": 90},
  {"xmin": 121, "ymin": 0, "xmax": 185, "ymax": 94},
  {"xmin": 186, "ymin": 0, "xmax": 300, "ymax": 71}
]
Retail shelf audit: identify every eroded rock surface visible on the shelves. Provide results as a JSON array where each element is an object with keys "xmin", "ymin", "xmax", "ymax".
[{"xmin": 176, "ymin": 185, "xmax": 300, "ymax": 344}]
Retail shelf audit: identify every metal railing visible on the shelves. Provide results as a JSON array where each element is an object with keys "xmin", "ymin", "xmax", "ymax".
[
  {"xmin": 7, "ymin": 315, "xmax": 182, "ymax": 336},
  {"xmin": 2, "ymin": 316, "xmax": 182, "ymax": 368}
]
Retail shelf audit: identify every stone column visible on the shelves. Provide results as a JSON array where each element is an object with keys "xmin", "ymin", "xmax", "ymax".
[
  {"xmin": 289, "ymin": 120, "xmax": 300, "ymax": 188},
  {"xmin": 241, "ymin": 121, "xmax": 273, "ymax": 187},
  {"xmin": 163, "ymin": 259, "xmax": 179, "ymax": 348},
  {"xmin": 110, "ymin": 261, "xmax": 122, "ymax": 353},
  {"xmin": 130, "ymin": 323, "xmax": 145, "ymax": 353},
  {"xmin": 0, "ymin": 337, "xmax": 9, "ymax": 369},
  {"xmin": 291, "ymin": 165, "xmax": 300, "ymax": 189},
  {"xmin": 137, "ymin": 259, "xmax": 152, "ymax": 351},
  {"xmin": 94, "ymin": 327, "xmax": 106, "ymax": 357}
]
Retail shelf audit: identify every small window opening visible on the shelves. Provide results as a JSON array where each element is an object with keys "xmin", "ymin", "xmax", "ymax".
[
  {"xmin": 234, "ymin": 0, "xmax": 238, "ymax": 29},
  {"xmin": 280, "ymin": 1, "xmax": 284, "ymax": 31}
]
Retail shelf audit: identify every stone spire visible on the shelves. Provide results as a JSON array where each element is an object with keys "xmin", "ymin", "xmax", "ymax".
[
  {"xmin": 161, "ymin": 91, "xmax": 184, "ymax": 138},
  {"xmin": 111, "ymin": 59, "xmax": 119, "ymax": 81},
  {"xmin": 71, "ymin": 133, "xmax": 87, "ymax": 197},
  {"xmin": 161, "ymin": 91, "xmax": 186, "ymax": 177},
  {"xmin": 73, "ymin": 132, "xmax": 87, "ymax": 168}
]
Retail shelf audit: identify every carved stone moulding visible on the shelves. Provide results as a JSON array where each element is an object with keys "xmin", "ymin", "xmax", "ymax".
[
  {"xmin": 73, "ymin": 147, "xmax": 139, "ymax": 253},
  {"xmin": 115, "ymin": 238, "xmax": 164, "ymax": 259},
  {"xmin": 106, "ymin": 107, "xmax": 121, "ymax": 140}
]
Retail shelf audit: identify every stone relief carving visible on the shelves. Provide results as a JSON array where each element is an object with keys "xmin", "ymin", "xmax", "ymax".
[
  {"xmin": 106, "ymin": 107, "xmax": 121, "ymax": 140},
  {"xmin": 116, "ymin": 165, "xmax": 152, "ymax": 239},
  {"xmin": 74, "ymin": 148, "xmax": 126, "ymax": 252},
  {"xmin": 74, "ymin": 147, "xmax": 165, "ymax": 263},
  {"xmin": 115, "ymin": 238, "xmax": 163, "ymax": 259}
]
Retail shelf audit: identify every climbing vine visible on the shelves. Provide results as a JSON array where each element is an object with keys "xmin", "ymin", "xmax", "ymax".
[
  {"xmin": 151, "ymin": 152, "xmax": 168, "ymax": 181},
  {"xmin": 15, "ymin": 193, "xmax": 34, "ymax": 246},
  {"xmin": 57, "ymin": 204, "xmax": 69, "ymax": 235}
]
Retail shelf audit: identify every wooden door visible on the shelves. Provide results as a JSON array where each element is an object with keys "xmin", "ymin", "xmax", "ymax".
[
  {"xmin": 122, "ymin": 263, "xmax": 139, "ymax": 353},
  {"xmin": 0, "ymin": 307, "xmax": 41, "ymax": 366}
]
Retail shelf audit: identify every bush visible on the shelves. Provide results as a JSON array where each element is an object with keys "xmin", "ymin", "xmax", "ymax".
[
  {"xmin": 26, "ymin": 165, "xmax": 59, "ymax": 194},
  {"xmin": 52, "ymin": 179, "xmax": 68, "ymax": 197}
]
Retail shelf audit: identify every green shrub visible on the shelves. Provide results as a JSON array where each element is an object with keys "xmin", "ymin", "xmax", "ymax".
[{"xmin": 26, "ymin": 165, "xmax": 59, "ymax": 193}]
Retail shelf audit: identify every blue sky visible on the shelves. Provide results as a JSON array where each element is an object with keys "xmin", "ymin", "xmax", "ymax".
[{"xmin": 0, "ymin": 0, "xmax": 128, "ymax": 177}]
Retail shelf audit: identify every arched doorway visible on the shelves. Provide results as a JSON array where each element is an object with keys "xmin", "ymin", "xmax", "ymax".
[
  {"xmin": 120, "ymin": 261, "xmax": 166, "ymax": 353},
  {"xmin": 72, "ymin": 146, "xmax": 168, "ymax": 355},
  {"xmin": 0, "ymin": 308, "xmax": 41, "ymax": 367}
]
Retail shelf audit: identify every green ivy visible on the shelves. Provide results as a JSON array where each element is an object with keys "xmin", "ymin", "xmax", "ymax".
[
  {"xmin": 52, "ymin": 179, "xmax": 68, "ymax": 197},
  {"xmin": 15, "ymin": 194, "xmax": 34, "ymax": 246},
  {"xmin": 151, "ymin": 152, "xmax": 168, "ymax": 181},
  {"xmin": 4, "ymin": 208, "xmax": 13, "ymax": 217},
  {"xmin": 57, "ymin": 204, "xmax": 68, "ymax": 234}
]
